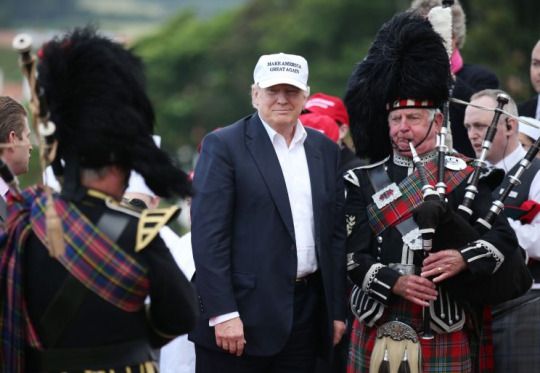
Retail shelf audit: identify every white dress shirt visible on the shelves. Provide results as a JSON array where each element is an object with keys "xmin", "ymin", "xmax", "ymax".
[
  {"xmin": 0, "ymin": 178, "xmax": 9, "ymax": 200},
  {"xmin": 210, "ymin": 117, "xmax": 317, "ymax": 326},
  {"xmin": 536, "ymin": 94, "xmax": 540, "ymax": 120},
  {"xmin": 493, "ymin": 145, "xmax": 540, "ymax": 272},
  {"xmin": 261, "ymin": 117, "xmax": 317, "ymax": 278}
]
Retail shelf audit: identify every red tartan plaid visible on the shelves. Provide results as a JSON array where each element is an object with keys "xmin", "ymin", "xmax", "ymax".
[
  {"xmin": 479, "ymin": 307, "xmax": 494, "ymax": 372},
  {"xmin": 30, "ymin": 191, "xmax": 149, "ymax": 312},
  {"xmin": 1, "ymin": 187, "xmax": 151, "ymax": 373},
  {"xmin": 347, "ymin": 297, "xmax": 485, "ymax": 372},
  {"xmin": 367, "ymin": 159, "xmax": 473, "ymax": 235}
]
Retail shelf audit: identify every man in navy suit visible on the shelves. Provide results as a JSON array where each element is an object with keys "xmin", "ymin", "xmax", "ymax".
[
  {"xmin": 519, "ymin": 40, "xmax": 540, "ymax": 119},
  {"xmin": 189, "ymin": 53, "xmax": 347, "ymax": 373}
]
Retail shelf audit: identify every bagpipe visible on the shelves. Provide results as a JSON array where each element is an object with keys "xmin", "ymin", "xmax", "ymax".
[
  {"xmin": 10, "ymin": 34, "xmax": 65, "ymax": 257},
  {"xmin": 407, "ymin": 0, "xmax": 533, "ymax": 315},
  {"xmin": 412, "ymin": 93, "xmax": 533, "ymax": 313}
]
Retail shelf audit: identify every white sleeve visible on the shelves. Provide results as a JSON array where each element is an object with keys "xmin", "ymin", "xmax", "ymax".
[
  {"xmin": 160, "ymin": 229, "xmax": 196, "ymax": 280},
  {"xmin": 507, "ymin": 170, "xmax": 540, "ymax": 259},
  {"xmin": 508, "ymin": 217, "xmax": 540, "ymax": 259},
  {"xmin": 209, "ymin": 312, "xmax": 240, "ymax": 327}
]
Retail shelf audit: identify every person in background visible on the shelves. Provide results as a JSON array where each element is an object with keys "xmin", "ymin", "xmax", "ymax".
[
  {"xmin": 0, "ymin": 96, "xmax": 32, "ymax": 222},
  {"xmin": 517, "ymin": 116, "xmax": 540, "ymax": 157},
  {"xmin": 190, "ymin": 52, "xmax": 347, "ymax": 373},
  {"xmin": 300, "ymin": 112, "xmax": 340, "ymax": 143},
  {"xmin": 0, "ymin": 28, "xmax": 198, "ymax": 372},
  {"xmin": 465, "ymin": 89, "xmax": 540, "ymax": 372},
  {"xmin": 518, "ymin": 40, "xmax": 540, "ymax": 119},
  {"xmin": 410, "ymin": 0, "xmax": 500, "ymax": 158},
  {"xmin": 303, "ymin": 92, "xmax": 364, "ymax": 172}
]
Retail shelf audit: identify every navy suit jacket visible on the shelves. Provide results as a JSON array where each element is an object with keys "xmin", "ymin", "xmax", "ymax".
[
  {"xmin": 452, "ymin": 64, "xmax": 500, "ymax": 158},
  {"xmin": 189, "ymin": 113, "xmax": 346, "ymax": 357},
  {"xmin": 518, "ymin": 95, "xmax": 538, "ymax": 118}
]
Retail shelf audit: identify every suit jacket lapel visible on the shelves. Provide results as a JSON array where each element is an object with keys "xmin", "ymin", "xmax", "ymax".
[
  {"xmin": 245, "ymin": 114, "xmax": 296, "ymax": 241},
  {"xmin": 304, "ymin": 136, "xmax": 323, "ymax": 250}
]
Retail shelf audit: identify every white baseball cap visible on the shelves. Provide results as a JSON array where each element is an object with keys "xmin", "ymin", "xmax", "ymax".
[
  {"xmin": 518, "ymin": 116, "xmax": 540, "ymax": 141},
  {"xmin": 253, "ymin": 53, "xmax": 309, "ymax": 91}
]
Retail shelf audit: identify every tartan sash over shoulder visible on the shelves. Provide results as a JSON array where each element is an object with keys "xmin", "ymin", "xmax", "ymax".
[
  {"xmin": 367, "ymin": 160, "xmax": 473, "ymax": 235},
  {"xmin": 0, "ymin": 187, "xmax": 149, "ymax": 372},
  {"xmin": 29, "ymin": 190, "xmax": 150, "ymax": 311}
]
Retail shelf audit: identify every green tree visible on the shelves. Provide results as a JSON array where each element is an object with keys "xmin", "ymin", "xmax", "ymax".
[
  {"xmin": 136, "ymin": 0, "xmax": 406, "ymax": 155},
  {"xmin": 462, "ymin": 0, "xmax": 540, "ymax": 101},
  {"xmin": 134, "ymin": 0, "xmax": 537, "ymax": 160}
]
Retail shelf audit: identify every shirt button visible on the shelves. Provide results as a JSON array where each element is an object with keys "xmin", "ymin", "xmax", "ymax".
[{"xmin": 377, "ymin": 236, "xmax": 383, "ymax": 243}]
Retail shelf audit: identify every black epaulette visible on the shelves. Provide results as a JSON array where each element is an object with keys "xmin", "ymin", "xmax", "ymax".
[
  {"xmin": 343, "ymin": 156, "xmax": 390, "ymax": 187},
  {"xmin": 87, "ymin": 190, "xmax": 181, "ymax": 252},
  {"xmin": 478, "ymin": 167, "xmax": 505, "ymax": 191}
]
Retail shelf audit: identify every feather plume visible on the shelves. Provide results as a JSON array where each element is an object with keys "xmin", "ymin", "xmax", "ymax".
[
  {"xmin": 38, "ymin": 27, "xmax": 192, "ymax": 199},
  {"xmin": 345, "ymin": 12, "xmax": 451, "ymax": 162}
]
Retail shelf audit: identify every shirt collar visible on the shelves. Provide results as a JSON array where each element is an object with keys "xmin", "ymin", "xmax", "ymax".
[
  {"xmin": 392, "ymin": 149, "xmax": 438, "ymax": 168},
  {"xmin": 0, "ymin": 177, "xmax": 9, "ymax": 199},
  {"xmin": 493, "ymin": 144, "xmax": 526, "ymax": 172},
  {"xmin": 259, "ymin": 114, "xmax": 307, "ymax": 147}
]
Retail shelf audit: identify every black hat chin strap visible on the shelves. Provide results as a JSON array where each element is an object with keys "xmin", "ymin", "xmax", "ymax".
[{"xmin": 410, "ymin": 117, "xmax": 436, "ymax": 152}]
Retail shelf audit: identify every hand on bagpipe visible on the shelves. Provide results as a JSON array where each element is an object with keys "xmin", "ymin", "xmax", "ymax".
[{"xmin": 411, "ymin": 93, "xmax": 535, "ymax": 307}]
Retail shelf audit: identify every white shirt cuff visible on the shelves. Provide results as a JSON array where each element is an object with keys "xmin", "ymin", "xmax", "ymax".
[{"xmin": 209, "ymin": 311, "xmax": 240, "ymax": 327}]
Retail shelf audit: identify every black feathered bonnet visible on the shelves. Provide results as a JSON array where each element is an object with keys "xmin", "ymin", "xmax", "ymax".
[
  {"xmin": 38, "ymin": 27, "xmax": 191, "ymax": 199},
  {"xmin": 344, "ymin": 11, "xmax": 451, "ymax": 162}
]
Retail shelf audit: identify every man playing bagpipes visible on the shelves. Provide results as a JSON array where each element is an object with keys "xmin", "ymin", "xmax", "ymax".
[
  {"xmin": 0, "ymin": 28, "xmax": 198, "ymax": 372},
  {"xmin": 343, "ymin": 11, "xmax": 525, "ymax": 373},
  {"xmin": 465, "ymin": 89, "xmax": 540, "ymax": 372}
]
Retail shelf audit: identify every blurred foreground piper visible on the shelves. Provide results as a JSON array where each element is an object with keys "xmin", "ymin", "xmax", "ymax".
[{"xmin": 0, "ymin": 27, "xmax": 198, "ymax": 373}]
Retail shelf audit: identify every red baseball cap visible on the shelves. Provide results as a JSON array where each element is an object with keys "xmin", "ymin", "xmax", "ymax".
[
  {"xmin": 304, "ymin": 92, "xmax": 349, "ymax": 126},
  {"xmin": 300, "ymin": 113, "xmax": 340, "ymax": 143}
]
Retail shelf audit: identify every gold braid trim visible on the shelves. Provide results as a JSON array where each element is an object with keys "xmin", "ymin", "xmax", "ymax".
[{"xmin": 136, "ymin": 206, "xmax": 180, "ymax": 252}]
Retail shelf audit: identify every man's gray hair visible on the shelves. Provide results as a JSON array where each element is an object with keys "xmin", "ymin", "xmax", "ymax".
[{"xmin": 427, "ymin": 108, "xmax": 440, "ymax": 123}]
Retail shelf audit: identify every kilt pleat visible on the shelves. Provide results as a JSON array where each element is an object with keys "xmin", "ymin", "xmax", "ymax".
[{"xmin": 347, "ymin": 297, "xmax": 475, "ymax": 373}]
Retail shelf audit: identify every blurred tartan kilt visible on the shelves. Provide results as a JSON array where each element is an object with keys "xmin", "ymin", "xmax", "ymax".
[
  {"xmin": 347, "ymin": 296, "xmax": 490, "ymax": 373},
  {"xmin": 492, "ymin": 290, "xmax": 540, "ymax": 372}
]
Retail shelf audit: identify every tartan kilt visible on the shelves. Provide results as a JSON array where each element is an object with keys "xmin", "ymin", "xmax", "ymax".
[
  {"xmin": 347, "ymin": 297, "xmax": 478, "ymax": 373},
  {"xmin": 492, "ymin": 289, "xmax": 540, "ymax": 372}
]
